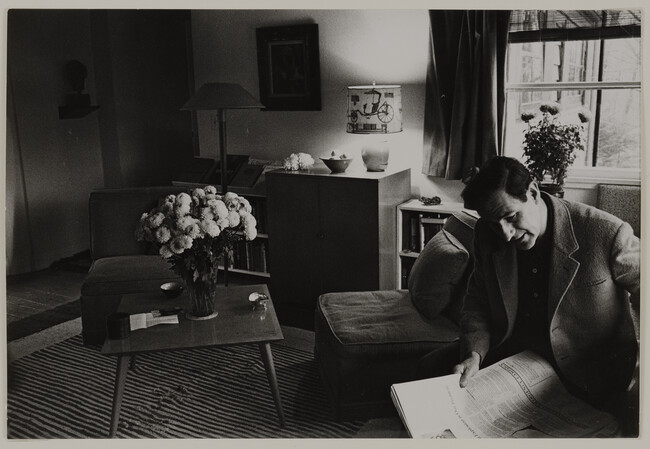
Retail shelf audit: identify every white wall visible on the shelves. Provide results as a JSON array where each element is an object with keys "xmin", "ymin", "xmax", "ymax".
[
  {"xmin": 191, "ymin": 9, "xmax": 464, "ymax": 202},
  {"xmin": 190, "ymin": 9, "xmax": 600, "ymax": 205},
  {"xmin": 6, "ymin": 10, "xmax": 105, "ymax": 274}
]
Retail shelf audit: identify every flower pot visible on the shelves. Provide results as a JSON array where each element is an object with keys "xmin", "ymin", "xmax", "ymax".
[
  {"xmin": 185, "ymin": 275, "xmax": 219, "ymax": 320},
  {"xmin": 540, "ymin": 183, "xmax": 564, "ymax": 198}
]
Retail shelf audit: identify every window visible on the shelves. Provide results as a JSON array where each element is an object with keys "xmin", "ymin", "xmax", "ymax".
[{"xmin": 504, "ymin": 10, "xmax": 641, "ymax": 181}]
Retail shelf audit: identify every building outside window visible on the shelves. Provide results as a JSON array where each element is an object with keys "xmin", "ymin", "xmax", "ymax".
[{"xmin": 503, "ymin": 10, "xmax": 641, "ymax": 182}]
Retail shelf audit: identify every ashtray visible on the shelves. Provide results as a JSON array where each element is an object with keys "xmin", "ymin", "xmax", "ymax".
[
  {"xmin": 248, "ymin": 292, "xmax": 268, "ymax": 309},
  {"xmin": 160, "ymin": 282, "xmax": 184, "ymax": 298}
]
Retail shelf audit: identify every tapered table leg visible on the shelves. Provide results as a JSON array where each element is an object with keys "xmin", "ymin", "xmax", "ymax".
[
  {"xmin": 259, "ymin": 342, "xmax": 285, "ymax": 428},
  {"xmin": 109, "ymin": 355, "xmax": 131, "ymax": 438}
]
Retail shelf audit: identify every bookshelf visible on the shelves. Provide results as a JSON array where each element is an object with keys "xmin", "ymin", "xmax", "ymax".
[
  {"xmin": 396, "ymin": 199, "xmax": 468, "ymax": 288},
  {"xmin": 171, "ymin": 180, "xmax": 270, "ymax": 279}
]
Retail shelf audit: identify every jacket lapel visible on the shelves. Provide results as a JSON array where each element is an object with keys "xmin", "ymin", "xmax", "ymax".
[{"xmin": 545, "ymin": 194, "xmax": 580, "ymax": 321}]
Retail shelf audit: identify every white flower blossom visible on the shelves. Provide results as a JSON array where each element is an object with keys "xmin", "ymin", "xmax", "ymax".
[
  {"xmin": 244, "ymin": 226, "xmax": 257, "ymax": 240},
  {"xmin": 192, "ymin": 188, "xmax": 206, "ymax": 199},
  {"xmin": 240, "ymin": 197, "xmax": 252, "ymax": 213},
  {"xmin": 200, "ymin": 219, "xmax": 220, "ymax": 237},
  {"xmin": 217, "ymin": 217, "xmax": 230, "ymax": 229},
  {"xmin": 155, "ymin": 226, "xmax": 171, "ymax": 244},
  {"xmin": 227, "ymin": 210, "xmax": 241, "ymax": 227},
  {"xmin": 211, "ymin": 200, "xmax": 229, "ymax": 219},
  {"xmin": 174, "ymin": 202, "xmax": 191, "ymax": 217},
  {"xmin": 170, "ymin": 235, "xmax": 192, "ymax": 254},
  {"xmin": 176, "ymin": 192, "xmax": 192, "ymax": 206},
  {"xmin": 149, "ymin": 212, "xmax": 165, "ymax": 228},
  {"xmin": 200, "ymin": 207, "xmax": 215, "ymax": 221},
  {"xmin": 186, "ymin": 223, "xmax": 202, "ymax": 239},
  {"xmin": 177, "ymin": 216, "xmax": 197, "ymax": 232},
  {"xmin": 160, "ymin": 202, "xmax": 174, "ymax": 215},
  {"xmin": 159, "ymin": 244, "xmax": 174, "ymax": 259},
  {"xmin": 240, "ymin": 210, "xmax": 257, "ymax": 228},
  {"xmin": 298, "ymin": 152, "xmax": 314, "ymax": 168},
  {"xmin": 283, "ymin": 152, "xmax": 314, "ymax": 170}
]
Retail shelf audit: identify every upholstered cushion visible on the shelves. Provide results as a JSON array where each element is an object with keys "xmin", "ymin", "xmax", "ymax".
[
  {"xmin": 442, "ymin": 211, "xmax": 477, "ymax": 251},
  {"xmin": 317, "ymin": 290, "xmax": 459, "ymax": 359},
  {"xmin": 408, "ymin": 229, "xmax": 470, "ymax": 322},
  {"xmin": 89, "ymin": 186, "xmax": 181, "ymax": 260},
  {"xmin": 81, "ymin": 255, "xmax": 181, "ymax": 296},
  {"xmin": 596, "ymin": 184, "xmax": 641, "ymax": 237}
]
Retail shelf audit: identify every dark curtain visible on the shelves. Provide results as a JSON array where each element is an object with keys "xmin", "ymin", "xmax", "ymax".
[{"xmin": 422, "ymin": 10, "xmax": 511, "ymax": 179}]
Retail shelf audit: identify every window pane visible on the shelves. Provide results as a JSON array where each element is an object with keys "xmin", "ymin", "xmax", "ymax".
[
  {"xmin": 602, "ymin": 38, "xmax": 641, "ymax": 82},
  {"xmin": 596, "ymin": 89, "xmax": 641, "ymax": 168},
  {"xmin": 504, "ymin": 91, "xmax": 592, "ymax": 166},
  {"xmin": 505, "ymin": 35, "xmax": 641, "ymax": 172},
  {"xmin": 504, "ymin": 88, "xmax": 639, "ymax": 170},
  {"xmin": 508, "ymin": 41, "xmax": 602, "ymax": 83}
]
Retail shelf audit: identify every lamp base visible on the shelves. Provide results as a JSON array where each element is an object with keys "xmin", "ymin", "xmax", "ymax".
[{"xmin": 361, "ymin": 140, "xmax": 389, "ymax": 172}]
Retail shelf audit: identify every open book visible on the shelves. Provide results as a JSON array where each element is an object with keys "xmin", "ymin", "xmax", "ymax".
[{"xmin": 391, "ymin": 350, "xmax": 619, "ymax": 438}]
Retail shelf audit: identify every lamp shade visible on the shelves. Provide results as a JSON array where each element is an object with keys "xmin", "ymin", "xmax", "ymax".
[
  {"xmin": 181, "ymin": 82, "xmax": 264, "ymax": 111},
  {"xmin": 346, "ymin": 85, "xmax": 402, "ymax": 134}
]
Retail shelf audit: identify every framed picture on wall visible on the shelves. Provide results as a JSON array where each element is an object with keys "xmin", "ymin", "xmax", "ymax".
[{"xmin": 256, "ymin": 23, "xmax": 321, "ymax": 111}]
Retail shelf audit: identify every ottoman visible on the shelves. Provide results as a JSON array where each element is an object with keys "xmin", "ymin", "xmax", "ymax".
[{"xmin": 314, "ymin": 289, "xmax": 460, "ymax": 421}]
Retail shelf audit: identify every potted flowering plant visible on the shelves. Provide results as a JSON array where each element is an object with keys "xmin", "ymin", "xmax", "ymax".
[
  {"xmin": 135, "ymin": 186, "xmax": 257, "ymax": 319},
  {"xmin": 521, "ymin": 102, "xmax": 590, "ymax": 197}
]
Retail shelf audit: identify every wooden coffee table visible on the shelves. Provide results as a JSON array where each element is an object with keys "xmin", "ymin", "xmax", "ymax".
[{"xmin": 101, "ymin": 283, "xmax": 284, "ymax": 437}]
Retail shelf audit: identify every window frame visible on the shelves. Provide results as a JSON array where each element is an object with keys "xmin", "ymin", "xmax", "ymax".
[{"xmin": 505, "ymin": 12, "xmax": 642, "ymax": 185}]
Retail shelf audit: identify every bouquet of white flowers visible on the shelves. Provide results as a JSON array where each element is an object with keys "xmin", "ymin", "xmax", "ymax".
[
  {"xmin": 283, "ymin": 152, "xmax": 314, "ymax": 170},
  {"xmin": 135, "ymin": 186, "xmax": 257, "ymax": 317}
]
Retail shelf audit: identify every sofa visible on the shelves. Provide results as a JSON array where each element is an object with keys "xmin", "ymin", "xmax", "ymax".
[
  {"xmin": 314, "ymin": 211, "xmax": 477, "ymax": 421},
  {"xmin": 80, "ymin": 186, "xmax": 182, "ymax": 345}
]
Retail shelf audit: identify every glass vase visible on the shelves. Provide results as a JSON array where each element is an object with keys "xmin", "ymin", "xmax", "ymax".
[{"xmin": 185, "ymin": 275, "xmax": 219, "ymax": 320}]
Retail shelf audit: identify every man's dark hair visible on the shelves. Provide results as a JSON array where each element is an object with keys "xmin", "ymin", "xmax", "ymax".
[{"xmin": 461, "ymin": 157, "xmax": 533, "ymax": 210}]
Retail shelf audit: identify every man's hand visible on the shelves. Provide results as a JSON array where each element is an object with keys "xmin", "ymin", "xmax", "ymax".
[{"xmin": 453, "ymin": 352, "xmax": 481, "ymax": 388}]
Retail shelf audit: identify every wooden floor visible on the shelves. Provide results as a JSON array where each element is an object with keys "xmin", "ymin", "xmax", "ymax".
[{"xmin": 6, "ymin": 269, "xmax": 86, "ymax": 324}]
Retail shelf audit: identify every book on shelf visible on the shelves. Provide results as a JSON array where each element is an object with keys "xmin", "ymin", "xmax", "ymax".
[
  {"xmin": 391, "ymin": 350, "xmax": 619, "ymax": 439},
  {"xmin": 229, "ymin": 239, "xmax": 269, "ymax": 274},
  {"xmin": 400, "ymin": 257, "xmax": 415, "ymax": 289},
  {"xmin": 418, "ymin": 213, "xmax": 447, "ymax": 251},
  {"xmin": 409, "ymin": 215, "xmax": 419, "ymax": 251}
]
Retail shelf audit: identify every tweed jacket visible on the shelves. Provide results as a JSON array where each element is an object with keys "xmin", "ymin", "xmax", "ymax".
[{"xmin": 460, "ymin": 192, "xmax": 640, "ymax": 402}]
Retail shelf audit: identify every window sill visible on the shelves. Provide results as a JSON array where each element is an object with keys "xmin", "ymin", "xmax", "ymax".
[{"xmin": 563, "ymin": 167, "xmax": 641, "ymax": 190}]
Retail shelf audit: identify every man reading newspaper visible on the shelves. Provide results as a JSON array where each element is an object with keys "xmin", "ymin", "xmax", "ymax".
[{"xmin": 420, "ymin": 157, "xmax": 640, "ymax": 436}]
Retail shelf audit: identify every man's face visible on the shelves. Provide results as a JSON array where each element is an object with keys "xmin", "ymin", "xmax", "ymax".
[{"xmin": 478, "ymin": 184, "xmax": 547, "ymax": 251}]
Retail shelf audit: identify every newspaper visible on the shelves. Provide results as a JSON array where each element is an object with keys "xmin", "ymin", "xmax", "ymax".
[
  {"xmin": 391, "ymin": 350, "xmax": 619, "ymax": 438},
  {"xmin": 129, "ymin": 310, "xmax": 180, "ymax": 331}
]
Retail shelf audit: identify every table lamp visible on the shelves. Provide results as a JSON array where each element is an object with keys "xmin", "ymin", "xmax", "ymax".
[
  {"xmin": 181, "ymin": 82, "xmax": 264, "ymax": 285},
  {"xmin": 346, "ymin": 84, "xmax": 402, "ymax": 171}
]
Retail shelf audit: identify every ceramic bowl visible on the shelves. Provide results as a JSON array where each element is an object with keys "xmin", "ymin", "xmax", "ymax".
[
  {"xmin": 160, "ymin": 281, "xmax": 184, "ymax": 298},
  {"xmin": 320, "ymin": 157, "xmax": 353, "ymax": 174}
]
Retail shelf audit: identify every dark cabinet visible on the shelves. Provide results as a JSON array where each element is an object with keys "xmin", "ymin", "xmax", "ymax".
[{"xmin": 266, "ymin": 167, "xmax": 410, "ymax": 329}]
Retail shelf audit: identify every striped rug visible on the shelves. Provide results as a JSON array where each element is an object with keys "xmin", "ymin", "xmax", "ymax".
[{"xmin": 7, "ymin": 335, "xmax": 365, "ymax": 438}]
